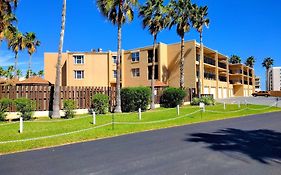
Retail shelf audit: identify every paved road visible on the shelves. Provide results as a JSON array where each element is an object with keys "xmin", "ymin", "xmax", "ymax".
[
  {"xmin": 217, "ymin": 96, "xmax": 281, "ymax": 107},
  {"xmin": 1, "ymin": 112, "xmax": 281, "ymax": 175}
]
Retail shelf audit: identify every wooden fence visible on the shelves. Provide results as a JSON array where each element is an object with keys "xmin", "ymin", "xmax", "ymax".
[
  {"xmin": 0, "ymin": 85, "xmax": 116, "ymax": 112},
  {"xmin": 0, "ymin": 85, "xmax": 192, "ymax": 112}
]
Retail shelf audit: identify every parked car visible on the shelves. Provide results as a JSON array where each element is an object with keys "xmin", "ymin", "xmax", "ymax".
[{"xmin": 252, "ymin": 91, "xmax": 271, "ymax": 97}]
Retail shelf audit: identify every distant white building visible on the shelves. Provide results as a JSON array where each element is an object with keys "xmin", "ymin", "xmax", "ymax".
[
  {"xmin": 255, "ymin": 76, "xmax": 261, "ymax": 91},
  {"xmin": 268, "ymin": 67, "xmax": 281, "ymax": 91}
]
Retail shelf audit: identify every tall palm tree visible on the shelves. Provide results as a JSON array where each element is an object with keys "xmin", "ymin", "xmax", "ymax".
[
  {"xmin": 97, "ymin": 0, "xmax": 138, "ymax": 113},
  {"xmin": 24, "ymin": 32, "xmax": 40, "ymax": 78},
  {"xmin": 38, "ymin": 70, "xmax": 44, "ymax": 77},
  {"xmin": 262, "ymin": 57, "xmax": 274, "ymax": 91},
  {"xmin": 0, "ymin": 66, "xmax": 5, "ymax": 77},
  {"xmin": 245, "ymin": 56, "xmax": 255, "ymax": 68},
  {"xmin": 6, "ymin": 65, "xmax": 14, "ymax": 79},
  {"xmin": 7, "ymin": 28, "xmax": 25, "ymax": 77},
  {"xmin": 167, "ymin": 0, "xmax": 192, "ymax": 89},
  {"xmin": 229, "ymin": 55, "xmax": 241, "ymax": 64},
  {"xmin": 191, "ymin": 4, "xmax": 209, "ymax": 98},
  {"xmin": 52, "ymin": 0, "xmax": 66, "ymax": 119},
  {"xmin": 139, "ymin": 0, "xmax": 167, "ymax": 109}
]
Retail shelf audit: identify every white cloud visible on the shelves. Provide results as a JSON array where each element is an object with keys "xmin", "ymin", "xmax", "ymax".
[{"xmin": 0, "ymin": 51, "xmax": 28, "ymax": 67}]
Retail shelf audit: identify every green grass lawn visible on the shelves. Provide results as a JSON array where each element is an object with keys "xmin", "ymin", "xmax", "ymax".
[{"xmin": 0, "ymin": 103, "xmax": 280, "ymax": 154}]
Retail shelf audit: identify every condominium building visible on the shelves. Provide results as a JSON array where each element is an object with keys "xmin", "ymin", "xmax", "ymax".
[
  {"xmin": 44, "ymin": 50, "xmax": 117, "ymax": 87},
  {"xmin": 268, "ymin": 67, "xmax": 281, "ymax": 91},
  {"xmin": 255, "ymin": 76, "xmax": 261, "ymax": 91},
  {"xmin": 44, "ymin": 40, "xmax": 255, "ymax": 99}
]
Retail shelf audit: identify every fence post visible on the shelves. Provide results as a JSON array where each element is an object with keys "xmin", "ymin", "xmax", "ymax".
[
  {"xmin": 92, "ymin": 111, "xmax": 96, "ymax": 125},
  {"xmin": 19, "ymin": 117, "xmax": 23, "ymax": 133},
  {"xmin": 177, "ymin": 105, "xmax": 180, "ymax": 116},
  {"xmin": 138, "ymin": 108, "xmax": 142, "ymax": 120}
]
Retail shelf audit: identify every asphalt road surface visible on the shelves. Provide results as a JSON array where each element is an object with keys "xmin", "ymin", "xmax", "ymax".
[{"xmin": 0, "ymin": 112, "xmax": 281, "ymax": 175}]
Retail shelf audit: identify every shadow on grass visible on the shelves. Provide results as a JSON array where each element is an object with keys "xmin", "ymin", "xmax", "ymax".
[{"xmin": 187, "ymin": 128, "xmax": 281, "ymax": 164}]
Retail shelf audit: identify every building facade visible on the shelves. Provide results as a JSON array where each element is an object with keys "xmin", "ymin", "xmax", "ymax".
[
  {"xmin": 255, "ymin": 76, "xmax": 261, "ymax": 91},
  {"xmin": 44, "ymin": 40, "xmax": 255, "ymax": 99},
  {"xmin": 268, "ymin": 67, "xmax": 281, "ymax": 91}
]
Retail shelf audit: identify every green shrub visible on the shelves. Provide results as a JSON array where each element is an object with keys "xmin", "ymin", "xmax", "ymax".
[
  {"xmin": 0, "ymin": 98, "xmax": 13, "ymax": 121},
  {"xmin": 190, "ymin": 96, "xmax": 215, "ymax": 106},
  {"xmin": 121, "ymin": 87, "xmax": 151, "ymax": 112},
  {"xmin": 91, "ymin": 94, "xmax": 109, "ymax": 114},
  {"xmin": 160, "ymin": 87, "xmax": 186, "ymax": 108},
  {"xmin": 63, "ymin": 100, "xmax": 76, "ymax": 119},
  {"xmin": 14, "ymin": 98, "xmax": 36, "ymax": 121}
]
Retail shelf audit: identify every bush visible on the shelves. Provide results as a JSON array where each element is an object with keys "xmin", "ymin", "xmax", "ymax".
[
  {"xmin": 160, "ymin": 87, "xmax": 186, "ymax": 108},
  {"xmin": 63, "ymin": 100, "xmax": 76, "ymax": 119},
  {"xmin": 91, "ymin": 94, "xmax": 109, "ymax": 114},
  {"xmin": 121, "ymin": 87, "xmax": 151, "ymax": 112},
  {"xmin": 14, "ymin": 98, "xmax": 36, "ymax": 121},
  {"xmin": 0, "ymin": 98, "xmax": 13, "ymax": 121},
  {"xmin": 190, "ymin": 96, "xmax": 215, "ymax": 106}
]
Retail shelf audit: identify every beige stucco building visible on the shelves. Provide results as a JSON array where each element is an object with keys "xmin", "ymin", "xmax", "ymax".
[{"xmin": 44, "ymin": 40, "xmax": 255, "ymax": 99}]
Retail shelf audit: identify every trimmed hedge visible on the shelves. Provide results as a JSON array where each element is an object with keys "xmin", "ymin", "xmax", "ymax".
[
  {"xmin": 190, "ymin": 96, "xmax": 215, "ymax": 106},
  {"xmin": 91, "ymin": 94, "xmax": 109, "ymax": 114},
  {"xmin": 121, "ymin": 87, "xmax": 151, "ymax": 112},
  {"xmin": 160, "ymin": 87, "xmax": 186, "ymax": 108},
  {"xmin": 63, "ymin": 100, "xmax": 76, "ymax": 119},
  {"xmin": 14, "ymin": 98, "xmax": 36, "ymax": 121},
  {"xmin": 0, "ymin": 98, "xmax": 13, "ymax": 121}
]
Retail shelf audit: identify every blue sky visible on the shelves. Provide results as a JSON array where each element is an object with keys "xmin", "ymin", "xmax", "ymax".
[{"xmin": 0, "ymin": 0, "xmax": 280, "ymax": 90}]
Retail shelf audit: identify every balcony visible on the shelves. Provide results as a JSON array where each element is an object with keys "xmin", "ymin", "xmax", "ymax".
[
  {"xmin": 243, "ymin": 71, "xmax": 247, "ymax": 75},
  {"xmin": 204, "ymin": 72, "xmax": 216, "ymax": 80},
  {"xmin": 250, "ymin": 81, "xmax": 253, "ymax": 85},
  {"xmin": 244, "ymin": 80, "xmax": 248, "ymax": 84},
  {"xmin": 204, "ymin": 57, "xmax": 215, "ymax": 66},
  {"xmin": 230, "ymin": 80, "xmax": 242, "ymax": 84},
  {"xmin": 218, "ymin": 62, "xmax": 226, "ymax": 69},
  {"xmin": 196, "ymin": 54, "xmax": 200, "ymax": 61},
  {"xmin": 219, "ymin": 76, "xmax": 227, "ymax": 82},
  {"xmin": 230, "ymin": 69, "xmax": 242, "ymax": 74}
]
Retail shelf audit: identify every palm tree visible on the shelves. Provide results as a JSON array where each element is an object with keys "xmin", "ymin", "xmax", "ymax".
[
  {"xmin": 191, "ymin": 4, "xmax": 209, "ymax": 98},
  {"xmin": 7, "ymin": 28, "xmax": 25, "ymax": 77},
  {"xmin": 24, "ymin": 32, "xmax": 40, "ymax": 78},
  {"xmin": 0, "ymin": 66, "xmax": 5, "ymax": 77},
  {"xmin": 139, "ymin": 0, "xmax": 167, "ymax": 109},
  {"xmin": 38, "ymin": 70, "xmax": 44, "ymax": 77},
  {"xmin": 16, "ymin": 69, "xmax": 22, "ymax": 77},
  {"xmin": 262, "ymin": 57, "xmax": 274, "ymax": 91},
  {"xmin": 229, "ymin": 55, "xmax": 241, "ymax": 64},
  {"xmin": 52, "ymin": 0, "xmax": 66, "ymax": 119},
  {"xmin": 6, "ymin": 65, "xmax": 14, "ymax": 79},
  {"xmin": 245, "ymin": 56, "xmax": 255, "ymax": 68},
  {"xmin": 97, "ymin": 0, "xmax": 138, "ymax": 113},
  {"xmin": 167, "ymin": 0, "xmax": 192, "ymax": 89}
]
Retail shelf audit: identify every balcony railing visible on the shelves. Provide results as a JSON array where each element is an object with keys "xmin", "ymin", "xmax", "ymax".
[
  {"xmin": 230, "ymin": 70, "xmax": 242, "ymax": 74},
  {"xmin": 230, "ymin": 80, "xmax": 242, "ymax": 84},
  {"xmin": 218, "ymin": 62, "xmax": 226, "ymax": 69},
  {"xmin": 219, "ymin": 76, "xmax": 227, "ymax": 82},
  {"xmin": 204, "ymin": 72, "xmax": 216, "ymax": 80},
  {"xmin": 204, "ymin": 57, "xmax": 215, "ymax": 66}
]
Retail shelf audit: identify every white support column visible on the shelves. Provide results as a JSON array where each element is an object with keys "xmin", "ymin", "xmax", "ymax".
[
  {"xmin": 92, "ymin": 111, "xmax": 96, "ymax": 125},
  {"xmin": 138, "ymin": 108, "xmax": 142, "ymax": 120},
  {"xmin": 19, "ymin": 117, "xmax": 23, "ymax": 133},
  {"xmin": 177, "ymin": 105, "xmax": 180, "ymax": 116}
]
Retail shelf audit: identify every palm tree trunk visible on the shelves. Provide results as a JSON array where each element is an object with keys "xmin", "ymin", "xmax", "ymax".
[
  {"xmin": 28, "ymin": 54, "xmax": 32, "ymax": 78},
  {"xmin": 180, "ymin": 36, "xmax": 185, "ymax": 89},
  {"xmin": 266, "ymin": 68, "xmax": 268, "ymax": 91},
  {"xmin": 14, "ymin": 52, "xmax": 18, "ymax": 78},
  {"xmin": 150, "ymin": 34, "xmax": 157, "ymax": 110},
  {"xmin": 198, "ymin": 32, "xmax": 203, "ymax": 98},
  {"xmin": 52, "ymin": 0, "xmax": 66, "ymax": 119},
  {"xmin": 114, "ymin": 23, "xmax": 122, "ymax": 113}
]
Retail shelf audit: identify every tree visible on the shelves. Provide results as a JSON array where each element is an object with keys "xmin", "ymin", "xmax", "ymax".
[
  {"xmin": 245, "ymin": 56, "xmax": 255, "ymax": 68},
  {"xmin": 37, "ymin": 70, "xmax": 44, "ymax": 77},
  {"xmin": 262, "ymin": 57, "xmax": 274, "ymax": 91},
  {"xmin": 6, "ymin": 65, "xmax": 14, "ymax": 79},
  {"xmin": 191, "ymin": 4, "xmax": 209, "ymax": 98},
  {"xmin": 0, "ymin": 66, "xmax": 5, "ymax": 77},
  {"xmin": 16, "ymin": 69, "xmax": 22, "ymax": 77},
  {"xmin": 229, "ymin": 55, "xmax": 241, "ymax": 64},
  {"xmin": 167, "ymin": 0, "xmax": 192, "ymax": 89},
  {"xmin": 7, "ymin": 28, "xmax": 25, "ymax": 77},
  {"xmin": 97, "ymin": 0, "xmax": 138, "ymax": 113},
  {"xmin": 52, "ymin": 0, "xmax": 66, "ymax": 118},
  {"xmin": 24, "ymin": 32, "xmax": 40, "ymax": 78},
  {"xmin": 0, "ymin": 0, "xmax": 18, "ymax": 42},
  {"xmin": 139, "ymin": 0, "xmax": 168, "ymax": 109}
]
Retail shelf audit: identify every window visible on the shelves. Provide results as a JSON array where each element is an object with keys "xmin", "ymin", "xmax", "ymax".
[
  {"xmin": 74, "ymin": 55, "xmax": 84, "ymax": 64},
  {"xmin": 74, "ymin": 70, "xmax": 84, "ymax": 79},
  {"xmin": 148, "ymin": 49, "xmax": 158, "ymax": 63},
  {"xmin": 132, "ymin": 52, "xmax": 140, "ymax": 62},
  {"xmin": 112, "ymin": 56, "xmax": 117, "ymax": 64},
  {"xmin": 132, "ymin": 68, "xmax": 140, "ymax": 77},
  {"xmin": 113, "ymin": 70, "xmax": 117, "ymax": 78},
  {"xmin": 148, "ymin": 65, "xmax": 159, "ymax": 80}
]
